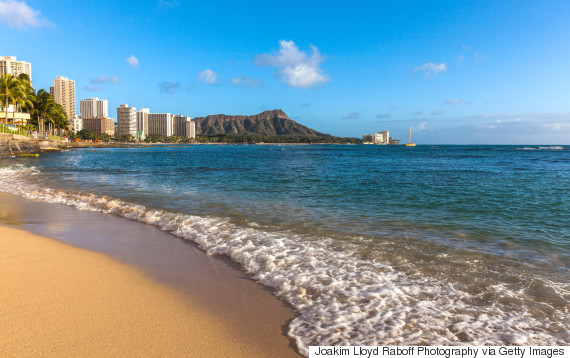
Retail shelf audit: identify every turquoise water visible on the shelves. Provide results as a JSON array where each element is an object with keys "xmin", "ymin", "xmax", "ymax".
[{"xmin": 1, "ymin": 144, "xmax": 569, "ymax": 351}]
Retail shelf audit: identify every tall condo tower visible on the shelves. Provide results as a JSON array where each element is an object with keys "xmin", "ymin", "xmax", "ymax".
[
  {"xmin": 0, "ymin": 56, "xmax": 32, "ymax": 81},
  {"xmin": 80, "ymin": 97, "xmax": 108, "ymax": 119},
  {"xmin": 173, "ymin": 115, "xmax": 195, "ymax": 138},
  {"xmin": 53, "ymin": 76, "xmax": 76, "ymax": 126},
  {"xmin": 136, "ymin": 108, "xmax": 150, "ymax": 139},
  {"xmin": 117, "ymin": 104, "xmax": 137, "ymax": 136},
  {"xmin": 148, "ymin": 113, "xmax": 173, "ymax": 137}
]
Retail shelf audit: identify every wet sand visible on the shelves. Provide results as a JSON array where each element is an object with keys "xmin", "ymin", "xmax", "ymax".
[{"xmin": 0, "ymin": 193, "xmax": 300, "ymax": 357}]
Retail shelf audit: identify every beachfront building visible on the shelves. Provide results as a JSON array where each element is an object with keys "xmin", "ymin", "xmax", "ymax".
[
  {"xmin": 0, "ymin": 105, "xmax": 31, "ymax": 125},
  {"xmin": 52, "ymin": 76, "xmax": 76, "ymax": 130},
  {"xmin": 373, "ymin": 131, "xmax": 389, "ymax": 144},
  {"xmin": 71, "ymin": 116, "xmax": 82, "ymax": 133},
  {"xmin": 148, "ymin": 113, "xmax": 173, "ymax": 137},
  {"xmin": 362, "ymin": 130, "xmax": 400, "ymax": 145},
  {"xmin": 117, "ymin": 104, "xmax": 137, "ymax": 137},
  {"xmin": 0, "ymin": 56, "xmax": 32, "ymax": 81},
  {"xmin": 173, "ymin": 115, "xmax": 195, "ymax": 138},
  {"xmin": 80, "ymin": 97, "xmax": 108, "ymax": 119},
  {"xmin": 136, "ymin": 108, "xmax": 149, "ymax": 140},
  {"xmin": 83, "ymin": 117, "xmax": 115, "ymax": 136}
]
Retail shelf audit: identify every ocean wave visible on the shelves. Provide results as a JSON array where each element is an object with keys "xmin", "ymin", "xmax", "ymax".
[
  {"xmin": 1, "ymin": 165, "xmax": 568, "ymax": 355},
  {"xmin": 517, "ymin": 146, "xmax": 564, "ymax": 150}
]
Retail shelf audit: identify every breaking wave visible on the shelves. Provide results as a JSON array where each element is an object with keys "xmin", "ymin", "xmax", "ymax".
[
  {"xmin": 1, "ymin": 165, "xmax": 568, "ymax": 355},
  {"xmin": 517, "ymin": 146, "xmax": 564, "ymax": 150}
]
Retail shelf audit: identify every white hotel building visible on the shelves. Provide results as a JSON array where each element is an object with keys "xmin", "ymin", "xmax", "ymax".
[
  {"xmin": 115, "ymin": 104, "xmax": 195, "ymax": 139},
  {"xmin": 148, "ymin": 113, "xmax": 173, "ymax": 137},
  {"xmin": 80, "ymin": 97, "xmax": 109, "ymax": 119},
  {"xmin": 0, "ymin": 56, "xmax": 32, "ymax": 81},
  {"xmin": 117, "ymin": 104, "xmax": 137, "ymax": 136}
]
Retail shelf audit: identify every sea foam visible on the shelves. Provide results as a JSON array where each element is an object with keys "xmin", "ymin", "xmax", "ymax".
[{"xmin": 1, "ymin": 165, "xmax": 568, "ymax": 356}]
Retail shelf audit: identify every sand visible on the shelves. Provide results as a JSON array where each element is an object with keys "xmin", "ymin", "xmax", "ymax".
[{"xmin": 0, "ymin": 225, "xmax": 295, "ymax": 357}]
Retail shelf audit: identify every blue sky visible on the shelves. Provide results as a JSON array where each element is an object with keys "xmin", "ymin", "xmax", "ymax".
[{"xmin": 1, "ymin": 0, "xmax": 569, "ymax": 144}]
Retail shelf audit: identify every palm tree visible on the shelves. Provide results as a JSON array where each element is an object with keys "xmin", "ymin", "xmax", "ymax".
[
  {"xmin": 29, "ymin": 89, "xmax": 69, "ymax": 138},
  {"xmin": 11, "ymin": 80, "xmax": 34, "ymax": 125},
  {"xmin": 1, "ymin": 74, "xmax": 20, "ymax": 124},
  {"xmin": 0, "ymin": 73, "xmax": 34, "ymax": 125},
  {"xmin": 30, "ymin": 89, "xmax": 57, "ymax": 136}
]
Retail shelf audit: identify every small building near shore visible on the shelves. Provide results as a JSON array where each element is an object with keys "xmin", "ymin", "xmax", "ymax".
[
  {"xmin": 0, "ymin": 105, "xmax": 31, "ymax": 125},
  {"xmin": 362, "ymin": 130, "xmax": 400, "ymax": 145}
]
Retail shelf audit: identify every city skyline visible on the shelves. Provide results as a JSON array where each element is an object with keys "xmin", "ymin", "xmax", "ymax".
[{"xmin": 1, "ymin": 0, "xmax": 569, "ymax": 144}]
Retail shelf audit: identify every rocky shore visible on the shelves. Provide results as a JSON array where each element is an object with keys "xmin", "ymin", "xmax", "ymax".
[{"xmin": 0, "ymin": 134, "xmax": 152, "ymax": 157}]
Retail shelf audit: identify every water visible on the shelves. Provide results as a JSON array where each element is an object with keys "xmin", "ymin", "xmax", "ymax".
[{"xmin": 1, "ymin": 144, "xmax": 569, "ymax": 353}]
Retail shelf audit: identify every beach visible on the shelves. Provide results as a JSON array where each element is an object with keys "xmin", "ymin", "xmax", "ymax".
[{"xmin": 0, "ymin": 193, "xmax": 300, "ymax": 357}]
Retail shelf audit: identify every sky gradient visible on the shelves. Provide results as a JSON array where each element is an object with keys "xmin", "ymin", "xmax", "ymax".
[{"xmin": 1, "ymin": 0, "xmax": 569, "ymax": 144}]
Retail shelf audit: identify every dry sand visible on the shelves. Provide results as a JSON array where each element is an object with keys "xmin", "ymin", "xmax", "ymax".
[{"xmin": 0, "ymin": 225, "xmax": 296, "ymax": 357}]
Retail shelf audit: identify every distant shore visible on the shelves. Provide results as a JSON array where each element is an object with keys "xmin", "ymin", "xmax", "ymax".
[
  {"xmin": 0, "ymin": 193, "xmax": 300, "ymax": 357},
  {"xmin": 0, "ymin": 139, "xmax": 359, "ymax": 157}
]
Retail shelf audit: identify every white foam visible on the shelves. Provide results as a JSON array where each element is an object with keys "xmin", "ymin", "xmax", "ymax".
[
  {"xmin": 1, "ymin": 165, "xmax": 568, "ymax": 356},
  {"xmin": 517, "ymin": 146, "xmax": 564, "ymax": 150}
]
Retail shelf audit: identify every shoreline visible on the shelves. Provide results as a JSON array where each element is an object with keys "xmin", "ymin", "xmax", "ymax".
[{"xmin": 0, "ymin": 193, "xmax": 301, "ymax": 357}]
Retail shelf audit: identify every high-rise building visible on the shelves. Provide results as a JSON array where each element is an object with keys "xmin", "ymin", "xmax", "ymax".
[
  {"xmin": 117, "ymin": 104, "xmax": 137, "ymax": 136},
  {"xmin": 80, "ymin": 97, "xmax": 108, "ymax": 119},
  {"xmin": 53, "ymin": 76, "xmax": 76, "ymax": 128},
  {"xmin": 83, "ymin": 117, "xmax": 115, "ymax": 136},
  {"xmin": 136, "ymin": 108, "xmax": 149, "ymax": 140},
  {"xmin": 373, "ymin": 131, "xmax": 389, "ymax": 144},
  {"xmin": 148, "ymin": 113, "xmax": 173, "ymax": 137},
  {"xmin": 0, "ymin": 56, "xmax": 32, "ymax": 81},
  {"xmin": 71, "ymin": 116, "xmax": 83, "ymax": 133},
  {"xmin": 173, "ymin": 115, "xmax": 195, "ymax": 138}
]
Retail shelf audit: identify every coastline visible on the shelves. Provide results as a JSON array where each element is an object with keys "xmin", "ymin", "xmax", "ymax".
[{"xmin": 0, "ymin": 193, "xmax": 301, "ymax": 357}]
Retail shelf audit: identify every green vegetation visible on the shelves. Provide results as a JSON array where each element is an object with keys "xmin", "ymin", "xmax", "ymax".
[
  {"xmin": 1, "ymin": 73, "xmax": 69, "ymax": 138},
  {"xmin": 143, "ymin": 134, "xmax": 197, "ymax": 143},
  {"xmin": 194, "ymin": 134, "xmax": 361, "ymax": 144}
]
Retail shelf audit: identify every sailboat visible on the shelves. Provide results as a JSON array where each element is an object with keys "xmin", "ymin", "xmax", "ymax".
[{"xmin": 403, "ymin": 127, "xmax": 416, "ymax": 146}]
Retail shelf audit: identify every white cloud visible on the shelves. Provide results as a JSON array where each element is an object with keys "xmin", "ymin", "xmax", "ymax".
[
  {"xmin": 255, "ymin": 40, "xmax": 330, "ymax": 88},
  {"xmin": 126, "ymin": 55, "xmax": 139, "ymax": 67},
  {"xmin": 413, "ymin": 62, "xmax": 447, "ymax": 76},
  {"xmin": 473, "ymin": 50, "xmax": 489, "ymax": 63},
  {"xmin": 198, "ymin": 69, "xmax": 219, "ymax": 85},
  {"xmin": 91, "ymin": 75, "xmax": 119, "ymax": 84},
  {"xmin": 342, "ymin": 112, "xmax": 361, "ymax": 120},
  {"xmin": 84, "ymin": 85, "xmax": 102, "ymax": 92},
  {"xmin": 442, "ymin": 99, "xmax": 468, "ymax": 105},
  {"xmin": 417, "ymin": 122, "xmax": 428, "ymax": 130},
  {"xmin": 230, "ymin": 76, "xmax": 262, "ymax": 88},
  {"xmin": 159, "ymin": 0, "xmax": 179, "ymax": 8},
  {"xmin": 0, "ymin": 0, "xmax": 52, "ymax": 29},
  {"xmin": 159, "ymin": 81, "xmax": 181, "ymax": 94}
]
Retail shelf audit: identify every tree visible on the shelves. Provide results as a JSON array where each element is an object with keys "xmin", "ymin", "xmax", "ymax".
[
  {"xmin": 45, "ymin": 102, "xmax": 68, "ymax": 135},
  {"xmin": 30, "ymin": 89, "xmax": 57, "ymax": 136},
  {"xmin": 76, "ymin": 129, "xmax": 95, "ymax": 140},
  {"xmin": 0, "ymin": 74, "xmax": 30, "ymax": 124}
]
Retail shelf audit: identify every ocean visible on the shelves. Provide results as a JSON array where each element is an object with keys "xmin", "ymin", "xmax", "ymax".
[{"xmin": 1, "ymin": 144, "xmax": 568, "ymax": 353}]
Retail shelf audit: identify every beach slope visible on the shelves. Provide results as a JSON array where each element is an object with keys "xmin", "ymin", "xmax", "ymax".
[{"xmin": 0, "ymin": 225, "xmax": 273, "ymax": 357}]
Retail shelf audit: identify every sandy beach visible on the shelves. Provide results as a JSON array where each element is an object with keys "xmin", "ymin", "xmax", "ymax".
[{"xmin": 0, "ymin": 203, "xmax": 300, "ymax": 357}]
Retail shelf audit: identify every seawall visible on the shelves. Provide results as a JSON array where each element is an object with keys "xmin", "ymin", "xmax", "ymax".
[{"xmin": 0, "ymin": 133, "xmax": 69, "ymax": 156}]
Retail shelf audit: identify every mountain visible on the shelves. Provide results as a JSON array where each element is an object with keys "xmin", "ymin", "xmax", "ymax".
[{"xmin": 193, "ymin": 109, "xmax": 328, "ymax": 137}]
